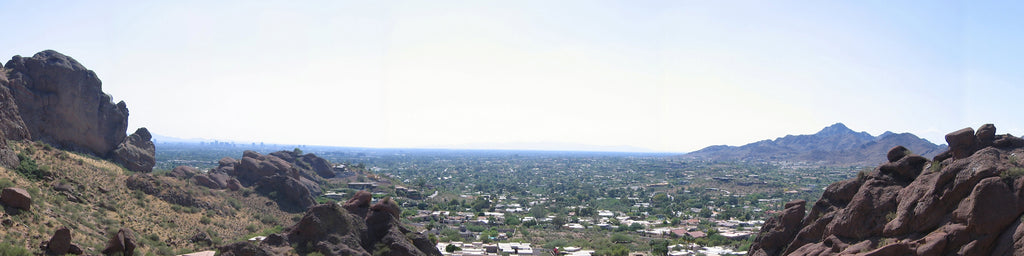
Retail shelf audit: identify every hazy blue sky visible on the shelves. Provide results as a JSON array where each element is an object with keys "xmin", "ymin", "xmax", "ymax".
[{"xmin": 2, "ymin": 1, "xmax": 1022, "ymax": 152}]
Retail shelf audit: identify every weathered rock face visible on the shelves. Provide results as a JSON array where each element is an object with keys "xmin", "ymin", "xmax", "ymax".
[
  {"xmin": 3, "ymin": 50, "xmax": 128, "ymax": 156},
  {"xmin": 0, "ymin": 70, "xmax": 30, "ymax": 142},
  {"xmin": 1, "ymin": 187, "xmax": 32, "ymax": 211},
  {"xmin": 220, "ymin": 193, "xmax": 441, "ymax": 256},
  {"xmin": 0, "ymin": 135, "xmax": 17, "ymax": 169},
  {"xmin": 0, "ymin": 50, "xmax": 154, "ymax": 171},
  {"xmin": 0, "ymin": 77, "xmax": 26, "ymax": 168},
  {"xmin": 296, "ymin": 153, "xmax": 334, "ymax": 178},
  {"xmin": 749, "ymin": 124, "xmax": 1024, "ymax": 256},
  {"xmin": 748, "ymin": 200, "xmax": 805, "ymax": 256},
  {"xmin": 255, "ymin": 175, "xmax": 316, "ymax": 212},
  {"xmin": 111, "ymin": 127, "xmax": 156, "ymax": 172}
]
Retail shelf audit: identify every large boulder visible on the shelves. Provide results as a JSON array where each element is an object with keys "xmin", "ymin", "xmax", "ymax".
[
  {"xmin": 233, "ymin": 151, "xmax": 297, "ymax": 185},
  {"xmin": 945, "ymin": 127, "xmax": 976, "ymax": 159},
  {"xmin": 254, "ymin": 175, "xmax": 316, "ymax": 212},
  {"xmin": 193, "ymin": 174, "xmax": 221, "ymax": 189},
  {"xmin": 1, "ymin": 187, "xmax": 31, "ymax": 211},
  {"xmin": 286, "ymin": 203, "xmax": 367, "ymax": 256},
  {"xmin": 169, "ymin": 166, "xmax": 199, "ymax": 179},
  {"xmin": 344, "ymin": 190, "xmax": 374, "ymax": 217},
  {"xmin": 281, "ymin": 197, "xmax": 441, "ymax": 256},
  {"xmin": 301, "ymin": 153, "xmax": 336, "ymax": 178},
  {"xmin": 45, "ymin": 227, "xmax": 73, "ymax": 255},
  {"xmin": 3, "ymin": 50, "xmax": 128, "ymax": 156},
  {"xmin": 111, "ymin": 127, "xmax": 156, "ymax": 172},
  {"xmin": 102, "ymin": 228, "xmax": 137, "ymax": 256}
]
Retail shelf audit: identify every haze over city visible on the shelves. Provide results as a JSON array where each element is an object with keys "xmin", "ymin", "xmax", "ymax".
[{"xmin": 3, "ymin": 1, "xmax": 1023, "ymax": 152}]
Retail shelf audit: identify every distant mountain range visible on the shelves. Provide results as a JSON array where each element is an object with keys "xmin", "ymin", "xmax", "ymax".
[{"xmin": 685, "ymin": 123, "xmax": 946, "ymax": 166}]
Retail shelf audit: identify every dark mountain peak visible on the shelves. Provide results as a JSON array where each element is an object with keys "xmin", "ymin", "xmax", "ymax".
[
  {"xmin": 878, "ymin": 131, "xmax": 896, "ymax": 138},
  {"xmin": 815, "ymin": 122, "xmax": 854, "ymax": 136},
  {"xmin": 686, "ymin": 123, "xmax": 945, "ymax": 166}
]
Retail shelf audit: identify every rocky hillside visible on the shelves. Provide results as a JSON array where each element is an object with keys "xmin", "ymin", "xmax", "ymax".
[
  {"xmin": 0, "ymin": 141, "xmax": 295, "ymax": 255},
  {"xmin": 687, "ymin": 123, "xmax": 946, "ymax": 166},
  {"xmin": 0, "ymin": 50, "xmax": 439, "ymax": 255},
  {"xmin": 0, "ymin": 50, "xmax": 155, "ymax": 172},
  {"xmin": 749, "ymin": 124, "xmax": 1024, "ymax": 256}
]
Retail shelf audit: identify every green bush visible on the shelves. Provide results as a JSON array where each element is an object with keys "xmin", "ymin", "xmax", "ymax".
[{"xmin": 15, "ymin": 153, "xmax": 47, "ymax": 180}]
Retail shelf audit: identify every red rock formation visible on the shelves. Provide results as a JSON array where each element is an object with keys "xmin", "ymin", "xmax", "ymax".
[
  {"xmin": 750, "ymin": 124, "xmax": 1024, "ymax": 256},
  {"xmin": 219, "ymin": 193, "xmax": 441, "ymax": 256},
  {"xmin": 0, "ymin": 50, "xmax": 155, "ymax": 171}
]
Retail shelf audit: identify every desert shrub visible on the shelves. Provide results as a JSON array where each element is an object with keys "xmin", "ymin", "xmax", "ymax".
[
  {"xmin": 227, "ymin": 197, "xmax": 243, "ymax": 210},
  {"xmin": 1001, "ymin": 167, "xmax": 1024, "ymax": 180},
  {"xmin": 200, "ymin": 216, "xmax": 212, "ymax": 224},
  {"xmin": 260, "ymin": 215, "xmax": 278, "ymax": 225},
  {"xmin": 15, "ymin": 153, "xmax": 48, "ymax": 180}
]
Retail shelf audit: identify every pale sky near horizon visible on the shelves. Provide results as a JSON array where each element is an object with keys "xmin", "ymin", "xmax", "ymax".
[{"xmin": 2, "ymin": 1, "xmax": 1023, "ymax": 152}]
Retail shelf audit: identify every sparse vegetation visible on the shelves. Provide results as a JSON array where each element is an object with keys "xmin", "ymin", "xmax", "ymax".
[
  {"xmin": 0, "ymin": 241, "xmax": 32, "ymax": 256},
  {"xmin": 0, "ymin": 141, "xmax": 295, "ymax": 255},
  {"xmin": 1001, "ymin": 167, "xmax": 1024, "ymax": 180}
]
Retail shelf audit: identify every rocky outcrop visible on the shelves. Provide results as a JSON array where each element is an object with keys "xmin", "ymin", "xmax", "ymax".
[
  {"xmin": 211, "ymin": 150, "xmax": 329, "ymax": 212},
  {"xmin": 255, "ymin": 175, "xmax": 316, "ymax": 212},
  {"xmin": 111, "ymin": 128, "xmax": 156, "ymax": 172},
  {"xmin": 102, "ymin": 228, "xmax": 137, "ymax": 256},
  {"xmin": 749, "ymin": 200, "xmax": 805, "ymax": 256},
  {"xmin": 1, "ymin": 187, "xmax": 32, "ymax": 211},
  {"xmin": 269, "ymin": 150, "xmax": 337, "ymax": 178},
  {"xmin": 3, "ymin": 50, "xmax": 128, "ymax": 156},
  {"xmin": 749, "ymin": 124, "xmax": 1024, "ymax": 256},
  {"xmin": 0, "ymin": 50, "xmax": 154, "ymax": 171},
  {"xmin": 219, "ymin": 193, "xmax": 441, "ymax": 256}
]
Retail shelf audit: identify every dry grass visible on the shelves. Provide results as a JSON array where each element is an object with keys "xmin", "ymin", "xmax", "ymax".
[{"xmin": 0, "ymin": 141, "xmax": 298, "ymax": 255}]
